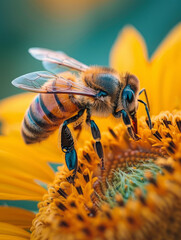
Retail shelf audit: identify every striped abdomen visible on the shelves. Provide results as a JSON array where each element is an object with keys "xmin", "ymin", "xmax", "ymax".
[{"xmin": 22, "ymin": 93, "xmax": 78, "ymax": 144}]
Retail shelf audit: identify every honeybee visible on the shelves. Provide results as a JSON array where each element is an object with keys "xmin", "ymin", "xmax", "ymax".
[{"xmin": 12, "ymin": 48, "xmax": 152, "ymax": 178}]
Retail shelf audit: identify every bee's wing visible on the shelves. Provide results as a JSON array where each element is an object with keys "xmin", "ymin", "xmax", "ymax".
[
  {"xmin": 12, "ymin": 71, "xmax": 96, "ymax": 97},
  {"xmin": 28, "ymin": 48, "xmax": 89, "ymax": 73}
]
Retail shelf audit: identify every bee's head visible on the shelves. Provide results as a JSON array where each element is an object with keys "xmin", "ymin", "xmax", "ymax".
[{"xmin": 121, "ymin": 74, "xmax": 140, "ymax": 119}]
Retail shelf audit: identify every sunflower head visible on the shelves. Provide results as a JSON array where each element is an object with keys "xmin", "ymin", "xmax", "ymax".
[{"xmin": 30, "ymin": 110, "xmax": 181, "ymax": 240}]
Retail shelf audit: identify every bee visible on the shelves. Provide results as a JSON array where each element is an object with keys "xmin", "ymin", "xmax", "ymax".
[{"xmin": 12, "ymin": 48, "xmax": 152, "ymax": 178}]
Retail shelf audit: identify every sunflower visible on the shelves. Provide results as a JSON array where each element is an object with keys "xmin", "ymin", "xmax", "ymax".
[{"xmin": 0, "ymin": 24, "xmax": 181, "ymax": 240}]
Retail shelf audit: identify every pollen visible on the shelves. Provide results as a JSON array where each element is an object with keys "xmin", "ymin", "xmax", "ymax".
[{"xmin": 31, "ymin": 111, "xmax": 181, "ymax": 240}]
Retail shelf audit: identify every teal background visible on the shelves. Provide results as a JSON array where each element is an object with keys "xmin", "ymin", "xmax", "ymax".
[
  {"xmin": 0, "ymin": 0, "xmax": 181, "ymax": 211},
  {"xmin": 0, "ymin": 0, "xmax": 181, "ymax": 100}
]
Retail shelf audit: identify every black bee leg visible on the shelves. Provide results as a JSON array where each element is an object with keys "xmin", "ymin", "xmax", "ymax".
[
  {"xmin": 139, "ymin": 88, "xmax": 150, "ymax": 111},
  {"xmin": 86, "ymin": 109, "xmax": 105, "ymax": 170},
  {"xmin": 138, "ymin": 99, "xmax": 152, "ymax": 129},
  {"xmin": 121, "ymin": 109, "xmax": 140, "ymax": 140},
  {"xmin": 113, "ymin": 109, "xmax": 140, "ymax": 140},
  {"xmin": 139, "ymin": 88, "xmax": 153, "ymax": 129},
  {"xmin": 61, "ymin": 109, "xmax": 85, "ymax": 176}
]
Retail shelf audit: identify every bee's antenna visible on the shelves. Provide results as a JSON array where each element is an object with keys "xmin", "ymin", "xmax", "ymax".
[{"xmin": 138, "ymin": 99, "xmax": 152, "ymax": 129}]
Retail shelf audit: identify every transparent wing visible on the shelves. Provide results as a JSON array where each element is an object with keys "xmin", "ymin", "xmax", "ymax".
[
  {"xmin": 12, "ymin": 71, "xmax": 96, "ymax": 97},
  {"xmin": 29, "ymin": 48, "xmax": 89, "ymax": 73}
]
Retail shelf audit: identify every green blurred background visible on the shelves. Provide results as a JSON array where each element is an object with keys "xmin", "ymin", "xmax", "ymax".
[{"xmin": 0, "ymin": 0, "xmax": 181, "ymax": 100}]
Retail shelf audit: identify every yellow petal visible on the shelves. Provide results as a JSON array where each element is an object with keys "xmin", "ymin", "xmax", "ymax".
[
  {"xmin": 110, "ymin": 26, "xmax": 148, "ymax": 84},
  {"xmin": 0, "ymin": 134, "xmax": 60, "ymax": 200},
  {"xmin": 0, "ymin": 132, "xmax": 62, "ymax": 180},
  {"xmin": 0, "ymin": 222, "xmax": 30, "ymax": 239},
  {"xmin": 0, "ymin": 207, "xmax": 35, "ymax": 229},
  {"xmin": 0, "ymin": 146, "xmax": 54, "ymax": 183},
  {"xmin": 0, "ymin": 93, "xmax": 36, "ymax": 134},
  {"xmin": 151, "ymin": 23, "xmax": 181, "ymax": 114},
  {"xmin": 0, "ymin": 234, "xmax": 29, "ymax": 240},
  {"xmin": 0, "ymin": 173, "xmax": 46, "ymax": 201},
  {"xmin": 0, "ymin": 235, "xmax": 28, "ymax": 240},
  {"xmin": 0, "ymin": 193, "xmax": 41, "ymax": 201}
]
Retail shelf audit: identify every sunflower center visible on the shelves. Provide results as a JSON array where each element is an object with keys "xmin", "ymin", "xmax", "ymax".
[
  {"xmin": 92, "ymin": 149, "xmax": 166, "ymax": 209},
  {"xmin": 104, "ymin": 160, "xmax": 162, "ymax": 207}
]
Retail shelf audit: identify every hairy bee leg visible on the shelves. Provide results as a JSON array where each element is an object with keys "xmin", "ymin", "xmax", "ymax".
[
  {"xmin": 113, "ymin": 109, "xmax": 140, "ymax": 140},
  {"xmin": 121, "ymin": 109, "xmax": 140, "ymax": 140},
  {"xmin": 86, "ymin": 109, "xmax": 105, "ymax": 170},
  {"xmin": 138, "ymin": 99, "xmax": 152, "ymax": 129},
  {"xmin": 61, "ymin": 109, "xmax": 85, "ymax": 176}
]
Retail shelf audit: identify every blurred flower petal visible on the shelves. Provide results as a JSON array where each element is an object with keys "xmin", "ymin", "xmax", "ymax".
[
  {"xmin": 0, "ymin": 222, "xmax": 30, "ymax": 239},
  {"xmin": 0, "ymin": 207, "xmax": 35, "ymax": 229}
]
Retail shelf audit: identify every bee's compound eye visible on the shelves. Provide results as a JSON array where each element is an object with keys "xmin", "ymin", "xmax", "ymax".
[
  {"xmin": 122, "ymin": 85, "xmax": 134, "ymax": 104},
  {"xmin": 126, "ymin": 91, "xmax": 134, "ymax": 103}
]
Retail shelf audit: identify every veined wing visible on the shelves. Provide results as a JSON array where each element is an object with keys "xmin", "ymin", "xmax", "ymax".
[
  {"xmin": 12, "ymin": 71, "xmax": 96, "ymax": 97},
  {"xmin": 29, "ymin": 48, "xmax": 89, "ymax": 73}
]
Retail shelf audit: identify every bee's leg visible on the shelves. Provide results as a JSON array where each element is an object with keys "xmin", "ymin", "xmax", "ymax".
[
  {"xmin": 121, "ymin": 109, "xmax": 140, "ymax": 140},
  {"xmin": 113, "ymin": 109, "xmax": 140, "ymax": 140},
  {"xmin": 139, "ymin": 88, "xmax": 153, "ymax": 129},
  {"xmin": 61, "ymin": 109, "xmax": 85, "ymax": 177},
  {"xmin": 138, "ymin": 99, "xmax": 152, "ymax": 129},
  {"xmin": 86, "ymin": 109, "xmax": 105, "ymax": 170},
  {"xmin": 139, "ymin": 88, "xmax": 150, "ymax": 111}
]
